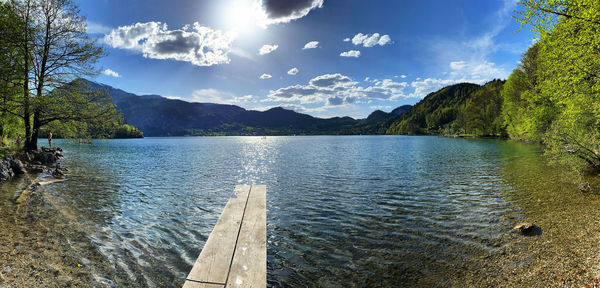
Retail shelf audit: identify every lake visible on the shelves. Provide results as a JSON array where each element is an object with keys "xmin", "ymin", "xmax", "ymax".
[{"xmin": 1, "ymin": 136, "xmax": 599, "ymax": 287}]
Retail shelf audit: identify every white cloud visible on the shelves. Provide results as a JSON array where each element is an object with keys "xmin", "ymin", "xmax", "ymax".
[
  {"xmin": 377, "ymin": 34, "xmax": 392, "ymax": 46},
  {"xmin": 259, "ymin": 44, "xmax": 278, "ymax": 55},
  {"xmin": 260, "ymin": 73, "xmax": 272, "ymax": 79},
  {"xmin": 86, "ymin": 21, "xmax": 111, "ymax": 34},
  {"xmin": 400, "ymin": 75, "xmax": 407, "ymax": 78},
  {"xmin": 448, "ymin": 60, "xmax": 505, "ymax": 80},
  {"xmin": 408, "ymin": 76, "xmax": 493, "ymax": 99},
  {"xmin": 167, "ymin": 89, "xmax": 255, "ymax": 105},
  {"xmin": 340, "ymin": 50, "xmax": 361, "ymax": 58},
  {"xmin": 370, "ymin": 105, "xmax": 392, "ymax": 110},
  {"xmin": 104, "ymin": 22, "xmax": 236, "ymax": 67},
  {"xmin": 266, "ymin": 73, "xmax": 409, "ymax": 106},
  {"xmin": 449, "ymin": 61, "xmax": 468, "ymax": 70},
  {"xmin": 257, "ymin": 0, "xmax": 323, "ymax": 27},
  {"xmin": 343, "ymin": 38, "xmax": 350, "ymax": 42},
  {"xmin": 351, "ymin": 33, "xmax": 392, "ymax": 47},
  {"xmin": 302, "ymin": 41, "xmax": 319, "ymax": 49},
  {"xmin": 102, "ymin": 69, "xmax": 121, "ymax": 78},
  {"xmin": 309, "ymin": 73, "xmax": 355, "ymax": 87},
  {"xmin": 287, "ymin": 67, "xmax": 299, "ymax": 75},
  {"xmin": 424, "ymin": 0, "xmax": 516, "ymax": 82},
  {"xmin": 409, "ymin": 78, "xmax": 458, "ymax": 99}
]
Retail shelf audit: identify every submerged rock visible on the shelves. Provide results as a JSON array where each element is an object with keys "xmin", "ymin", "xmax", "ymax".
[
  {"xmin": 52, "ymin": 168, "xmax": 65, "ymax": 179},
  {"xmin": 513, "ymin": 222, "xmax": 536, "ymax": 234}
]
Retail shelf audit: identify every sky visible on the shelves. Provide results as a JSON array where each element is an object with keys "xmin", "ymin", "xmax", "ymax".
[{"xmin": 78, "ymin": 0, "xmax": 535, "ymax": 119}]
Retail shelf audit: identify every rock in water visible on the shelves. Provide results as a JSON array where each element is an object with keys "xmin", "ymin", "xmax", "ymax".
[
  {"xmin": 0, "ymin": 158, "xmax": 15, "ymax": 181},
  {"xmin": 52, "ymin": 168, "xmax": 65, "ymax": 179},
  {"xmin": 8, "ymin": 157, "xmax": 25, "ymax": 174},
  {"xmin": 513, "ymin": 222, "xmax": 535, "ymax": 233}
]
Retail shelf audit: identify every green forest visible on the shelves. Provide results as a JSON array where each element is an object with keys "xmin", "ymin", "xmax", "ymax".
[{"xmin": 0, "ymin": 0, "xmax": 142, "ymax": 152}]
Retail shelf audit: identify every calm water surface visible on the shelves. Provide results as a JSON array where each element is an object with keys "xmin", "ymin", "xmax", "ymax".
[{"xmin": 2, "ymin": 136, "xmax": 600, "ymax": 287}]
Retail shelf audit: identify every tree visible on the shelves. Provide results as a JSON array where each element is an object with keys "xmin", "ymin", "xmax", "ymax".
[
  {"xmin": 510, "ymin": 0, "xmax": 600, "ymax": 174},
  {"xmin": 8, "ymin": 0, "xmax": 108, "ymax": 150},
  {"xmin": 0, "ymin": 2, "xmax": 25, "ymax": 143}
]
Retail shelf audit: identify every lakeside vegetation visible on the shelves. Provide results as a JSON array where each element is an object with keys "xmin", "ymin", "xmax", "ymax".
[
  {"xmin": 1, "ymin": 0, "xmax": 597, "ymax": 180},
  {"xmin": 386, "ymin": 0, "xmax": 600, "ymax": 178},
  {"xmin": 0, "ymin": 0, "xmax": 142, "ymax": 152}
]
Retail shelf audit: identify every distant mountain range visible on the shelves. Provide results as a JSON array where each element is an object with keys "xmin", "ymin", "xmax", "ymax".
[{"xmin": 82, "ymin": 80, "xmax": 412, "ymax": 136}]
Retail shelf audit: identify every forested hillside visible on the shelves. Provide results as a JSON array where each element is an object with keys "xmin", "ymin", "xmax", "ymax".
[
  {"xmin": 386, "ymin": 80, "xmax": 504, "ymax": 136},
  {"xmin": 502, "ymin": 0, "xmax": 600, "ymax": 174}
]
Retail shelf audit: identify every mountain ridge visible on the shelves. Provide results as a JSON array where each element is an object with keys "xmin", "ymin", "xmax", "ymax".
[{"xmin": 81, "ymin": 79, "xmax": 411, "ymax": 136}]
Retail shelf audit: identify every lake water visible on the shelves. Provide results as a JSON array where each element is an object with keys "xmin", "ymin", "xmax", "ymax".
[{"xmin": 1, "ymin": 136, "xmax": 600, "ymax": 287}]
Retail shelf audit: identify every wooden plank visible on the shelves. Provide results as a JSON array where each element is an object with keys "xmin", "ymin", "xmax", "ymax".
[
  {"xmin": 182, "ymin": 281, "xmax": 224, "ymax": 288},
  {"xmin": 186, "ymin": 185, "xmax": 251, "ymax": 284},
  {"xmin": 225, "ymin": 185, "xmax": 267, "ymax": 288},
  {"xmin": 37, "ymin": 179, "xmax": 68, "ymax": 186}
]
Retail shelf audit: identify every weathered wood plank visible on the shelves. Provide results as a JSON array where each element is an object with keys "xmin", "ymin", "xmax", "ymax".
[
  {"xmin": 225, "ymin": 185, "xmax": 267, "ymax": 288},
  {"xmin": 182, "ymin": 281, "xmax": 224, "ymax": 288},
  {"xmin": 186, "ymin": 185, "xmax": 251, "ymax": 284}
]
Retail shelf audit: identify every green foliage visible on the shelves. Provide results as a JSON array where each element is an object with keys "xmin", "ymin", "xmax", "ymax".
[
  {"xmin": 387, "ymin": 81, "xmax": 505, "ymax": 136},
  {"xmin": 0, "ymin": 2, "xmax": 24, "ymax": 144},
  {"xmin": 506, "ymin": 0, "xmax": 600, "ymax": 173},
  {"xmin": 0, "ymin": 0, "xmax": 143, "ymax": 149}
]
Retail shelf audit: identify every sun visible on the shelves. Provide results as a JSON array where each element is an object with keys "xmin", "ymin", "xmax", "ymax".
[{"xmin": 221, "ymin": 0, "xmax": 266, "ymax": 33}]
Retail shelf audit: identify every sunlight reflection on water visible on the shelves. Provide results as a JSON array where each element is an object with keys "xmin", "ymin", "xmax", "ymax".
[{"xmin": 6, "ymin": 136, "xmax": 597, "ymax": 287}]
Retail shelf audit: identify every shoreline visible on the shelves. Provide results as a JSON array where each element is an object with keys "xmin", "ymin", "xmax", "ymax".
[{"xmin": 2, "ymin": 139, "xmax": 600, "ymax": 287}]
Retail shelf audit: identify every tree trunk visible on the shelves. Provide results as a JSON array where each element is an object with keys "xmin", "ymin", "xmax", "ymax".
[
  {"xmin": 25, "ymin": 113, "xmax": 39, "ymax": 151},
  {"xmin": 22, "ymin": 5, "xmax": 32, "ymax": 151},
  {"xmin": 23, "ymin": 70, "xmax": 32, "ymax": 150}
]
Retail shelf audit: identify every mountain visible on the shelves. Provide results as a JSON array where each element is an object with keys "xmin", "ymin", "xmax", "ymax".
[
  {"xmin": 364, "ymin": 105, "xmax": 412, "ymax": 124},
  {"xmin": 386, "ymin": 80, "xmax": 505, "ymax": 135},
  {"xmin": 82, "ymin": 80, "xmax": 410, "ymax": 136},
  {"xmin": 391, "ymin": 105, "xmax": 412, "ymax": 115}
]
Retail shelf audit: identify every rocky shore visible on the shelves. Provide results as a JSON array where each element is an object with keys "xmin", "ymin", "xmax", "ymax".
[{"xmin": 0, "ymin": 148, "xmax": 67, "ymax": 182}]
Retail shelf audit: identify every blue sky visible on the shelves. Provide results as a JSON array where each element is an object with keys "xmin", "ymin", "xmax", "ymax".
[{"xmin": 80, "ymin": 0, "xmax": 534, "ymax": 119}]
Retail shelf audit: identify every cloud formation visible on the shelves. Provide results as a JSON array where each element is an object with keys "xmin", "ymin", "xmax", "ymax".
[
  {"xmin": 86, "ymin": 21, "xmax": 111, "ymax": 34},
  {"xmin": 340, "ymin": 50, "xmax": 360, "ymax": 57},
  {"xmin": 258, "ymin": 0, "xmax": 323, "ymax": 26},
  {"xmin": 102, "ymin": 69, "xmax": 121, "ymax": 78},
  {"xmin": 409, "ymin": 78, "xmax": 459, "ymax": 98},
  {"xmin": 287, "ymin": 67, "xmax": 299, "ymax": 75},
  {"xmin": 266, "ymin": 73, "xmax": 410, "ymax": 106},
  {"xmin": 351, "ymin": 33, "xmax": 392, "ymax": 47},
  {"xmin": 104, "ymin": 22, "xmax": 236, "ymax": 66},
  {"xmin": 260, "ymin": 73, "xmax": 272, "ymax": 79},
  {"xmin": 167, "ymin": 89, "xmax": 255, "ymax": 105},
  {"xmin": 448, "ymin": 60, "xmax": 504, "ymax": 80},
  {"xmin": 309, "ymin": 73, "xmax": 354, "ymax": 87},
  {"xmin": 302, "ymin": 41, "xmax": 319, "ymax": 49},
  {"xmin": 259, "ymin": 44, "xmax": 278, "ymax": 55}
]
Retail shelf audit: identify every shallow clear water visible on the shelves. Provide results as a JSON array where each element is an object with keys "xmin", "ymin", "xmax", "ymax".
[{"xmin": 2, "ymin": 136, "xmax": 600, "ymax": 287}]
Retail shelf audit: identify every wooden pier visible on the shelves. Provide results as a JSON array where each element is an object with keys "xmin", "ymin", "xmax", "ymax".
[{"xmin": 183, "ymin": 185, "xmax": 266, "ymax": 288}]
